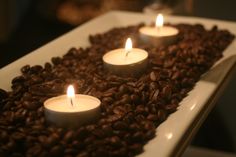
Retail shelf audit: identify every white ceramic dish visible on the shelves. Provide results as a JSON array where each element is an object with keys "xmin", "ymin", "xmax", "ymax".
[{"xmin": 0, "ymin": 11, "xmax": 236, "ymax": 157}]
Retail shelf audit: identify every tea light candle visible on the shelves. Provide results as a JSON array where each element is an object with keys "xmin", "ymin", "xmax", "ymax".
[
  {"xmin": 44, "ymin": 85, "xmax": 101, "ymax": 128},
  {"xmin": 139, "ymin": 14, "xmax": 179, "ymax": 46},
  {"xmin": 103, "ymin": 38, "xmax": 148, "ymax": 77}
]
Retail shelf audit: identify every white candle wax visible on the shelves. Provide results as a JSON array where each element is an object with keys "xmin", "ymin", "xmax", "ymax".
[
  {"xmin": 103, "ymin": 48, "xmax": 148, "ymax": 77},
  {"xmin": 103, "ymin": 48, "xmax": 148, "ymax": 65},
  {"xmin": 44, "ymin": 94, "xmax": 101, "ymax": 128},
  {"xmin": 139, "ymin": 26, "xmax": 178, "ymax": 37}
]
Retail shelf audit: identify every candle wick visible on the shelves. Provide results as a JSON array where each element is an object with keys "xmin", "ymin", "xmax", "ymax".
[
  {"xmin": 125, "ymin": 50, "xmax": 130, "ymax": 57},
  {"xmin": 70, "ymin": 98, "xmax": 74, "ymax": 107}
]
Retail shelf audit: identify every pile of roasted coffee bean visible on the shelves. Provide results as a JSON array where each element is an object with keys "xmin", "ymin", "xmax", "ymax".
[{"xmin": 0, "ymin": 23, "xmax": 234, "ymax": 157}]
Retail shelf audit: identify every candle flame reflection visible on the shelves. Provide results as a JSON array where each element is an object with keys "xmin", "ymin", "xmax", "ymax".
[
  {"xmin": 155, "ymin": 14, "xmax": 164, "ymax": 28},
  {"xmin": 165, "ymin": 133, "xmax": 173, "ymax": 140}
]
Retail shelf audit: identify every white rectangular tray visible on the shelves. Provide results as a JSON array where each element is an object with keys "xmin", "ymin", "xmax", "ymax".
[{"xmin": 1, "ymin": 11, "xmax": 236, "ymax": 157}]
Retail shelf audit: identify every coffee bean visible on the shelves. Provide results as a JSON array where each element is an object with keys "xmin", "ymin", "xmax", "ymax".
[
  {"xmin": 31, "ymin": 75, "xmax": 43, "ymax": 84},
  {"xmin": 135, "ymin": 114, "xmax": 146, "ymax": 122},
  {"xmin": 118, "ymin": 84, "xmax": 129, "ymax": 94},
  {"xmin": 130, "ymin": 94, "xmax": 140, "ymax": 104},
  {"xmin": 165, "ymin": 103, "xmax": 178, "ymax": 113},
  {"xmin": 129, "ymin": 143, "xmax": 143, "ymax": 154},
  {"xmin": 102, "ymin": 97, "xmax": 113, "ymax": 104},
  {"xmin": 21, "ymin": 65, "xmax": 30, "ymax": 74},
  {"xmin": 5, "ymin": 139, "xmax": 16, "ymax": 151},
  {"xmin": 0, "ymin": 89, "xmax": 8, "ymax": 100},
  {"xmin": 101, "ymin": 125, "xmax": 113, "ymax": 136},
  {"xmin": 144, "ymin": 129, "xmax": 156, "ymax": 140},
  {"xmin": 26, "ymin": 145, "xmax": 42, "ymax": 156},
  {"xmin": 22, "ymin": 101, "xmax": 38, "ymax": 110},
  {"xmin": 11, "ymin": 132, "xmax": 25, "ymax": 142},
  {"xmin": 11, "ymin": 153, "xmax": 24, "ymax": 157},
  {"xmin": 123, "ymin": 112, "xmax": 135, "ymax": 123},
  {"xmin": 112, "ymin": 106, "xmax": 125, "ymax": 115},
  {"xmin": 157, "ymin": 109, "xmax": 167, "ymax": 122},
  {"xmin": 162, "ymin": 85, "xmax": 172, "ymax": 99},
  {"xmin": 38, "ymin": 135, "xmax": 47, "ymax": 144},
  {"xmin": 107, "ymin": 114, "xmax": 122, "ymax": 123},
  {"xmin": 143, "ymin": 121, "xmax": 155, "ymax": 130},
  {"xmin": 92, "ymin": 148, "xmax": 108, "ymax": 157},
  {"xmin": 171, "ymin": 71, "xmax": 180, "ymax": 80},
  {"xmin": 131, "ymin": 131, "xmax": 144, "ymax": 142},
  {"xmin": 129, "ymin": 123, "xmax": 140, "ymax": 133},
  {"xmin": 151, "ymin": 59, "xmax": 163, "ymax": 66},
  {"xmin": 113, "ymin": 121, "xmax": 128, "ymax": 130},
  {"xmin": 149, "ymin": 82, "xmax": 158, "ymax": 90},
  {"xmin": 64, "ymin": 148, "xmax": 77, "ymax": 155},
  {"xmin": 116, "ymin": 147, "xmax": 129, "ymax": 157},
  {"xmin": 71, "ymin": 140, "xmax": 84, "ymax": 150},
  {"xmin": 44, "ymin": 134, "xmax": 59, "ymax": 148},
  {"xmin": 77, "ymin": 127, "xmax": 89, "ymax": 140},
  {"xmin": 39, "ymin": 151, "xmax": 50, "ymax": 157},
  {"xmin": 164, "ymin": 59, "xmax": 175, "ymax": 68},
  {"xmin": 151, "ymin": 89, "xmax": 159, "ymax": 102},
  {"xmin": 0, "ymin": 130, "xmax": 9, "ymax": 143},
  {"xmin": 150, "ymin": 71, "xmax": 156, "ymax": 81},
  {"xmin": 147, "ymin": 114, "xmax": 159, "ymax": 121},
  {"xmin": 50, "ymin": 145, "xmax": 63, "ymax": 157},
  {"xmin": 76, "ymin": 151, "xmax": 89, "ymax": 157},
  {"xmin": 30, "ymin": 65, "xmax": 43, "ymax": 74},
  {"xmin": 12, "ymin": 76, "xmax": 25, "ymax": 84},
  {"xmin": 120, "ymin": 94, "xmax": 131, "ymax": 104},
  {"xmin": 86, "ymin": 124, "xmax": 96, "ymax": 132},
  {"xmin": 51, "ymin": 57, "xmax": 62, "ymax": 65},
  {"xmin": 92, "ymin": 129, "xmax": 105, "ymax": 138},
  {"xmin": 109, "ymin": 136, "xmax": 122, "ymax": 147},
  {"xmin": 44, "ymin": 62, "xmax": 52, "ymax": 71},
  {"xmin": 84, "ymin": 136, "xmax": 95, "ymax": 146},
  {"xmin": 135, "ymin": 105, "xmax": 147, "ymax": 116}
]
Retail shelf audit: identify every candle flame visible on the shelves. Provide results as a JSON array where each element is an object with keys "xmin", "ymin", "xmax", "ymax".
[
  {"xmin": 67, "ymin": 85, "xmax": 75, "ymax": 98},
  {"xmin": 155, "ymin": 14, "xmax": 164, "ymax": 28},
  {"xmin": 125, "ymin": 38, "xmax": 132, "ymax": 51}
]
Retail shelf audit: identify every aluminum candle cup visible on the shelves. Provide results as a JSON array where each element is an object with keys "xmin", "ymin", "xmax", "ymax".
[
  {"xmin": 44, "ymin": 94, "xmax": 101, "ymax": 128},
  {"xmin": 139, "ymin": 14, "xmax": 179, "ymax": 47},
  {"xmin": 103, "ymin": 48, "xmax": 148, "ymax": 77},
  {"xmin": 139, "ymin": 26, "xmax": 179, "ymax": 46},
  {"xmin": 103, "ymin": 38, "xmax": 148, "ymax": 77}
]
